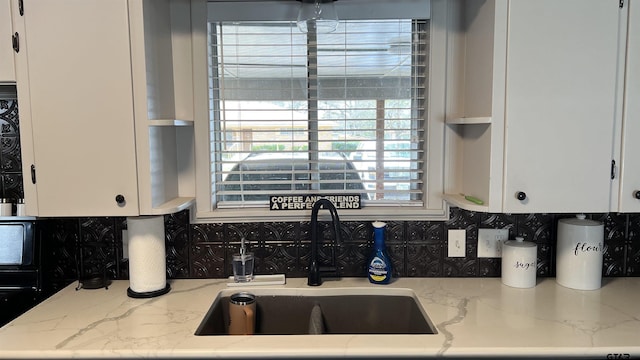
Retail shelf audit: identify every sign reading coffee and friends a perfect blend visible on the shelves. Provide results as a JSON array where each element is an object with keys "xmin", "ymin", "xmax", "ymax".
[{"xmin": 269, "ymin": 194, "xmax": 361, "ymax": 210}]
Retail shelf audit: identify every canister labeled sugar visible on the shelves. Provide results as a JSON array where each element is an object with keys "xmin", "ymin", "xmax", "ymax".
[{"xmin": 501, "ymin": 237, "xmax": 537, "ymax": 288}]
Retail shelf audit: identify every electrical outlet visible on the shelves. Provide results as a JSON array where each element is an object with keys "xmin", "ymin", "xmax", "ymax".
[
  {"xmin": 448, "ymin": 229, "xmax": 466, "ymax": 257},
  {"xmin": 477, "ymin": 228, "xmax": 509, "ymax": 258}
]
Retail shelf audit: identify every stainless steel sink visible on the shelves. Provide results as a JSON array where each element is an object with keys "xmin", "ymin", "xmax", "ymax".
[{"xmin": 195, "ymin": 288, "xmax": 437, "ymax": 335}]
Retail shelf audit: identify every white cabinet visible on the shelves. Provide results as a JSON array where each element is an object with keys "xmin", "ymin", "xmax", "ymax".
[
  {"xmin": 501, "ymin": 1, "xmax": 622, "ymax": 213},
  {"xmin": 444, "ymin": 0, "xmax": 626, "ymax": 214},
  {"xmin": 0, "ymin": 0, "xmax": 15, "ymax": 82},
  {"xmin": 13, "ymin": 0, "xmax": 195, "ymax": 217},
  {"xmin": 618, "ymin": 0, "xmax": 640, "ymax": 212},
  {"xmin": 14, "ymin": 0, "xmax": 139, "ymax": 217}
]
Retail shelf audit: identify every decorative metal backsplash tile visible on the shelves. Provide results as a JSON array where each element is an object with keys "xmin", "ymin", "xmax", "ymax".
[
  {"xmin": 77, "ymin": 217, "xmax": 121, "ymax": 279},
  {"xmin": 0, "ymin": 99, "xmax": 23, "ymax": 200},
  {"xmin": 627, "ymin": 215, "xmax": 640, "ymax": 275},
  {"xmin": 39, "ymin": 218, "xmax": 80, "ymax": 293},
  {"xmin": 190, "ymin": 222, "xmax": 226, "ymax": 278},
  {"xmin": 600, "ymin": 213, "xmax": 628, "ymax": 276},
  {"xmin": 37, "ymin": 207, "xmax": 640, "ymax": 294},
  {"xmin": 164, "ymin": 210, "xmax": 191, "ymax": 278}
]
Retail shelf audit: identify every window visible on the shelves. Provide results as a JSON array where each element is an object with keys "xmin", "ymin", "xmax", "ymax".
[{"xmin": 195, "ymin": 0, "xmax": 447, "ymax": 221}]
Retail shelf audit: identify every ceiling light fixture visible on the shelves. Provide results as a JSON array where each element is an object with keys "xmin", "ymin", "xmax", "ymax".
[{"xmin": 296, "ymin": 0, "xmax": 338, "ymax": 34}]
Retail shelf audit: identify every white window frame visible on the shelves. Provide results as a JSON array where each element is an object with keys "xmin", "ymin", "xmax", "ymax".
[{"xmin": 193, "ymin": 0, "xmax": 448, "ymax": 223}]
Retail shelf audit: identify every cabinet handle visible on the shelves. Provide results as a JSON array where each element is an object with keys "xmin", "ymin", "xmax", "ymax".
[
  {"xmin": 611, "ymin": 160, "xmax": 617, "ymax": 180},
  {"xmin": 634, "ymin": 191, "xmax": 640, "ymax": 200},
  {"xmin": 516, "ymin": 191, "xmax": 527, "ymax": 201},
  {"xmin": 30, "ymin": 164, "xmax": 36, "ymax": 184},
  {"xmin": 115, "ymin": 194, "xmax": 126, "ymax": 206},
  {"xmin": 12, "ymin": 32, "xmax": 19, "ymax": 53}
]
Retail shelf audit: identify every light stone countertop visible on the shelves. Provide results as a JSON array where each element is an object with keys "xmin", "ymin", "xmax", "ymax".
[{"xmin": 0, "ymin": 277, "xmax": 639, "ymax": 359}]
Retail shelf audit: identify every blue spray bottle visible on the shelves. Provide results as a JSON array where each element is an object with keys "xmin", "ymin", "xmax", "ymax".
[{"xmin": 368, "ymin": 221, "xmax": 392, "ymax": 284}]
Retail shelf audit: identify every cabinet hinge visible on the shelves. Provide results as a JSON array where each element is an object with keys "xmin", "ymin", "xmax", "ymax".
[
  {"xmin": 18, "ymin": 0, "xmax": 24, "ymax": 15},
  {"xmin": 611, "ymin": 160, "xmax": 617, "ymax": 180},
  {"xmin": 619, "ymin": 0, "xmax": 624, "ymax": 8},
  {"xmin": 30, "ymin": 164, "xmax": 36, "ymax": 184},
  {"xmin": 12, "ymin": 32, "xmax": 19, "ymax": 53}
]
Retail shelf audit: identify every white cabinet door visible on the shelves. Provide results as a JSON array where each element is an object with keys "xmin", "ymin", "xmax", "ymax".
[
  {"xmin": 0, "ymin": 0, "xmax": 15, "ymax": 82},
  {"xmin": 502, "ymin": 0, "xmax": 622, "ymax": 213},
  {"xmin": 619, "ymin": 1, "xmax": 640, "ymax": 212},
  {"xmin": 16, "ymin": 0, "xmax": 139, "ymax": 216}
]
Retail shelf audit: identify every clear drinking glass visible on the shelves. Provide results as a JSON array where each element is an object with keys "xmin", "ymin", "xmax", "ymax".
[{"xmin": 232, "ymin": 253, "xmax": 254, "ymax": 282}]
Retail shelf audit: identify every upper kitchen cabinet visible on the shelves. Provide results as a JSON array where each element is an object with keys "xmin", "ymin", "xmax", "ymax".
[
  {"xmin": 618, "ymin": 1, "xmax": 640, "ymax": 212},
  {"xmin": 12, "ymin": 0, "xmax": 195, "ymax": 217},
  {"xmin": 444, "ymin": 0, "xmax": 626, "ymax": 213},
  {"xmin": 13, "ymin": 0, "xmax": 139, "ymax": 217},
  {"xmin": 0, "ymin": 0, "xmax": 15, "ymax": 82}
]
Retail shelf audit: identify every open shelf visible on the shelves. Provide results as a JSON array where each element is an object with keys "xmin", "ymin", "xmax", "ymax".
[
  {"xmin": 129, "ymin": 0, "xmax": 196, "ymax": 216},
  {"xmin": 149, "ymin": 197, "xmax": 195, "ymax": 215},
  {"xmin": 443, "ymin": 193, "xmax": 489, "ymax": 212},
  {"xmin": 149, "ymin": 119, "xmax": 194, "ymax": 127},
  {"xmin": 446, "ymin": 117, "xmax": 492, "ymax": 125}
]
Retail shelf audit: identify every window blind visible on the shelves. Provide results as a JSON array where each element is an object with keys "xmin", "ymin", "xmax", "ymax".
[{"xmin": 209, "ymin": 18, "xmax": 429, "ymax": 208}]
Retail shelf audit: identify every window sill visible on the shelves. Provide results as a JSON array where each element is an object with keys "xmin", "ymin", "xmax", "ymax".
[{"xmin": 192, "ymin": 205, "xmax": 449, "ymax": 223}]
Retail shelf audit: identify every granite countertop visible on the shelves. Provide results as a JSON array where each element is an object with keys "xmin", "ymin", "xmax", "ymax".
[{"xmin": 0, "ymin": 277, "xmax": 639, "ymax": 359}]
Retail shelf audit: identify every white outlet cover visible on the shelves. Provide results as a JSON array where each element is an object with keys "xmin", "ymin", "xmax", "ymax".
[
  {"xmin": 477, "ymin": 228, "xmax": 509, "ymax": 258},
  {"xmin": 447, "ymin": 229, "xmax": 466, "ymax": 257}
]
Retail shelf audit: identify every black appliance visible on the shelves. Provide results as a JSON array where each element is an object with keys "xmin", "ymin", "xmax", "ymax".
[{"xmin": 0, "ymin": 220, "xmax": 42, "ymax": 327}]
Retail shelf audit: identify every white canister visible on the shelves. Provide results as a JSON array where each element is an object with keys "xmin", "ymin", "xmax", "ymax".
[
  {"xmin": 556, "ymin": 214, "xmax": 604, "ymax": 290},
  {"xmin": 501, "ymin": 237, "xmax": 537, "ymax": 288},
  {"xmin": 0, "ymin": 198, "xmax": 12, "ymax": 216},
  {"xmin": 15, "ymin": 198, "xmax": 26, "ymax": 217}
]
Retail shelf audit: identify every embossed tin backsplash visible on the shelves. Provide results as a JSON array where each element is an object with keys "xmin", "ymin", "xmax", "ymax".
[
  {"xmin": 36, "ymin": 209, "xmax": 640, "ymax": 293},
  {"xmin": 0, "ymin": 97, "xmax": 24, "ymax": 200},
  {"xmin": 1, "ymin": 94, "xmax": 639, "ymax": 295}
]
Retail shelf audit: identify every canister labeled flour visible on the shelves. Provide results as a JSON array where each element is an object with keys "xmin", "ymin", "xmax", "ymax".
[
  {"xmin": 501, "ymin": 237, "xmax": 537, "ymax": 288},
  {"xmin": 556, "ymin": 214, "xmax": 604, "ymax": 290}
]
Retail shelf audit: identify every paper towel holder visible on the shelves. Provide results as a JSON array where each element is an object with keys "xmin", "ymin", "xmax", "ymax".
[
  {"xmin": 125, "ymin": 215, "xmax": 171, "ymax": 299},
  {"xmin": 127, "ymin": 283, "xmax": 171, "ymax": 298}
]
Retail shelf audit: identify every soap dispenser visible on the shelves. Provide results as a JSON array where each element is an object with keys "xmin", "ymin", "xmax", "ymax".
[{"xmin": 368, "ymin": 221, "xmax": 392, "ymax": 284}]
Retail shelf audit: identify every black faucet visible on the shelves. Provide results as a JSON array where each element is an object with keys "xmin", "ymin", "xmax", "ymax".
[{"xmin": 308, "ymin": 199, "xmax": 341, "ymax": 286}]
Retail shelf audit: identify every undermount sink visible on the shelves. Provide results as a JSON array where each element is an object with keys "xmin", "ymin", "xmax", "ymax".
[{"xmin": 195, "ymin": 287, "xmax": 437, "ymax": 335}]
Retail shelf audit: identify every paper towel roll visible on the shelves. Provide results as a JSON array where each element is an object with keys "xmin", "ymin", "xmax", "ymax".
[{"xmin": 127, "ymin": 216, "xmax": 170, "ymax": 297}]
